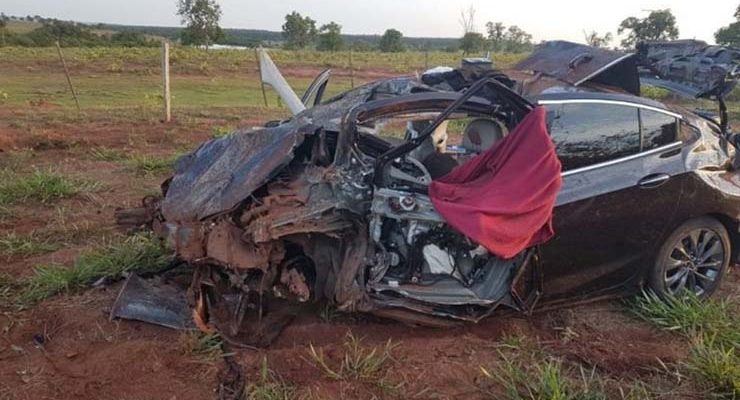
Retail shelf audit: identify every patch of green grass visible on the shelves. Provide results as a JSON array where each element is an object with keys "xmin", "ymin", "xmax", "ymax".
[
  {"xmin": 0, "ymin": 231, "xmax": 62, "ymax": 259},
  {"xmin": 89, "ymin": 146, "xmax": 127, "ymax": 161},
  {"xmin": 0, "ymin": 273, "xmax": 18, "ymax": 308},
  {"xmin": 307, "ymin": 332, "xmax": 397, "ymax": 381},
  {"xmin": 629, "ymin": 291, "xmax": 738, "ymax": 347},
  {"xmin": 125, "ymin": 153, "xmax": 181, "ymax": 175},
  {"xmin": 211, "ymin": 125, "xmax": 235, "ymax": 138},
  {"xmin": 0, "ymin": 169, "xmax": 99, "ymax": 206},
  {"xmin": 686, "ymin": 335, "xmax": 739, "ymax": 398},
  {"xmin": 0, "ymin": 149, "xmax": 35, "ymax": 169},
  {"xmin": 641, "ymin": 85, "xmax": 673, "ymax": 100},
  {"xmin": 0, "ymin": 205, "xmax": 16, "ymax": 221},
  {"xmin": 498, "ymin": 333, "xmax": 543, "ymax": 354},
  {"xmin": 1, "ymin": 47, "xmax": 527, "ymax": 76},
  {"xmin": 616, "ymin": 382, "xmax": 652, "ymax": 400},
  {"xmin": 246, "ymin": 358, "xmax": 296, "ymax": 400},
  {"xmin": 629, "ymin": 292, "xmax": 739, "ymax": 399},
  {"xmin": 178, "ymin": 331, "xmax": 230, "ymax": 364},
  {"xmin": 21, "ymin": 233, "xmax": 169, "ymax": 304},
  {"xmin": 478, "ymin": 335, "xmax": 660, "ymax": 399},
  {"xmin": 0, "ymin": 68, "xmax": 348, "ymax": 112},
  {"xmin": 481, "ymin": 354, "xmax": 608, "ymax": 400}
]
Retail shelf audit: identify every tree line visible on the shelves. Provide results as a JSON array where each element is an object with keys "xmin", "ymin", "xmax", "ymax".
[
  {"xmin": 280, "ymin": 11, "xmax": 407, "ymax": 52},
  {"xmin": 2, "ymin": 3, "xmax": 739, "ymax": 50},
  {"xmin": 0, "ymin": 14, "xmax": 158, "ymax": 47},
  {"xmin": 177, "ymin": 3, "xmax": 740, "ymax": 53}
]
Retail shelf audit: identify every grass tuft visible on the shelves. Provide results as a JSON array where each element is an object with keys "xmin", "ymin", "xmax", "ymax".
[
  {"xmin": 211, "ymin": 125, "xmax": 234, "ymax": 138},
  {"xmin": 126, "ymin": 154, "xmax": 181, "ymax": 175},
  {"xmin": 481, "ymin": 354, "xmax": 608, "ymax": 400},
  {"xmin": 178, "ymin": 331, "xmax": 230, "ymax": 364},
  {"xmin": 307, "ymin": 332, "xmax": 397, "ymax": 381},
  {"xmin": 479, "ymin": 334, "xmax": 611, "ymax": 399},
  {"xmin": 246, "ymin": 357, "xmax": 296, "ymax": 400},
  {"xmin": 21, "ymin": 233, "xmax": 169, "ymax": 304},
  {"xmin": 0, "ymin": 273, "xmax": 19, "ymax": 308},
  {"xmin": 0, "ymin": 231, "xmax": 62, "ymax": 259},
  {"xmin": 686, "ymin": 335, "xmax": 739, "ymax": 398},
  {"xmin": 629, "ymin": 291, "xmax": 738, "ymax": 348},
  {"xmin": 0, "ymin": 169, "xmax": 99, "ymax": 206},
  {"xmin": 89, "ymin": 146, "xmax": 127, "ymax": 161},
  {"xmin": 629, "ymin": 291, "xmax": 739, "ymax": 399}
]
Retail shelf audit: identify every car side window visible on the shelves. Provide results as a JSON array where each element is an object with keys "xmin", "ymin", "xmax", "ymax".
[
  {"xmin": 640, "ymin": 109, "xmax": 677, "ymax": 151},
  {"xmin": 547, "ymin": 103, "xmax": 640, "ymax": 171}
]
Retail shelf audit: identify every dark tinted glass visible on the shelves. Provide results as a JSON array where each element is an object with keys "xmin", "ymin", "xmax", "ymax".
[
  {"xmin": 640, "ymin": 109, "xmax": 677, "ymax": 150},
  {"xmin": 547, "ymin": 103, "xmax": 640, "ymax": 171}
]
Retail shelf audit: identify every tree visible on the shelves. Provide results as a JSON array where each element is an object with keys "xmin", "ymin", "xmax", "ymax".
[
  {"xmin": 486, "ymin": 21, "xmax": 506, "ymax": 52},
  {"xmin": 460, "ymin": 32, "xmax": 485, "ymax": 55},
  {"xmin": 379, "ymin": 28, "xmax": 404, "ymax": 52},
  {"xmin": 458, "ymin": 5, "xmax": 483, "ymax": 55},
  {"xmin": 715, "ymin": 4, "xmax": 740, "ymax": 47},
  {"xmin": 584, "ymin": 30, "xmax": 613, "ymax": 48},
  {"xmin": 459, "ymin": 5, "xmax": 476, "ymax": 34},
  {"xmin": 282, "ymin": 11, "xmax": 317, "ymax": 49},
  {"xmin": 176, "ymin": 0, "xmax": 223, "ymax": 49},
  {"xmin": 503, "ymin": 25, "xmax": 533, "ymax": 52},
  {"xmin": 618, "ymin": 9, "xmax": 678, "ymax": 49},
  {"xmin": 317, "ymin": 21, "xmax": 343, "ymax": 52}
]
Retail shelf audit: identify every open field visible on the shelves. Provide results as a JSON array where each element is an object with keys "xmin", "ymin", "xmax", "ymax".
[{"xmin": 0, "ymin": 46, "xmax": 738, "ymax": 400}]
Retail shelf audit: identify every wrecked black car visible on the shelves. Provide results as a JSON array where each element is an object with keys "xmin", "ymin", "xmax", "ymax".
[{"xmin": 115, "ymin": 42, "xmax": 740, "ymax": 346}]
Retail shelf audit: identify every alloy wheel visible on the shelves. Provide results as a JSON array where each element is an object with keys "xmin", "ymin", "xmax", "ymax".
[{"xmin": 663, "ymin": 228, "xmax": 724, "ymax": 296}]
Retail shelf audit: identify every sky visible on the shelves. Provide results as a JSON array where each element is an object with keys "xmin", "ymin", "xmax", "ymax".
[{"xmin": 2, "ymin": 0, "xmax": 737, "ymax": 44}]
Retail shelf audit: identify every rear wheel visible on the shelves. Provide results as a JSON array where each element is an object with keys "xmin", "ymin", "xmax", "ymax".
[{"xmin": 649, "ymin": 217, "xmax": 730, "ymax": 298}]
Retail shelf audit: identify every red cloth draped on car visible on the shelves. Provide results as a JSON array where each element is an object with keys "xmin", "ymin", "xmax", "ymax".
[{"xmin": 429, "ymin": 106, "xmax": 562, "ymax": 259}]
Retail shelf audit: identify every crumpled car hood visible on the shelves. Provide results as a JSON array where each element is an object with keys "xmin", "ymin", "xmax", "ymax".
[
  {"xmin": 161, "ymin": 118, "xmax": 317, "ymax": 223},
  {"xmin": 160, "ymin": 77, "xmax": 429, "ymax": 223}
]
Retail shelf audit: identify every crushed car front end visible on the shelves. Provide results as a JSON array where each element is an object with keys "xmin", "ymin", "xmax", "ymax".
[{"xmin": 120, "ymin": 71, "xmax": 559, "ymax": 346}]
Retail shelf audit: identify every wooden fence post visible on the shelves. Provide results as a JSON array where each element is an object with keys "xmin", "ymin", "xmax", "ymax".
[
  {"xmin": 161, "ymin": 41, "xmax": 171, "ymax": 122},
  {"xmin": 255, "ymin": 48, "xmax": 269, "ymax": 107},
  {"xmin": 424, "ymin": 50, "xmax": 429, "ymax": 70},
  {"xmin": 349, "ymin": 46, "xmax": 354, "ymax": 88},
  {"xmin": 55, "ymin": 41, "xmax": 80, "ymax": 114}
]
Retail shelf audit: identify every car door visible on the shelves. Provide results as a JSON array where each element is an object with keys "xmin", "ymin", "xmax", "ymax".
[
  {"xmin": 301, "ymin": 69, "xmax": 331, "ymax": 107},
  {"xmin": 538, "ymin": 100, "xmax": 686, "ymax": 301}
]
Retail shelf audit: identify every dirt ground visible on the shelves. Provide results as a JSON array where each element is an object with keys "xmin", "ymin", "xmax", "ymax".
[{"xmin": 0, "ymin": 67, "xmax": 738, "ymax": 400}]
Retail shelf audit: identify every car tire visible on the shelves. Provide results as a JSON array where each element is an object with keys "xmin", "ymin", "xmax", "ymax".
[{"xmin": 649, "ymin": 217, "xmax": 730, "ymax": 299}]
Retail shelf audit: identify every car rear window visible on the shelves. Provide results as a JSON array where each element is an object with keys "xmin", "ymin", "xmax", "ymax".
[
  {"xmin": 640, "ymin": 109, "xmax": 677, "ymax": 150},
  {"xmin": 546, "ymin": 103, "xmax": 640, "ymax": 171}
]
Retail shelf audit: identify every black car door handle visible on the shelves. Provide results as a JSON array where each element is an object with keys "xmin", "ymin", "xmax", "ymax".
[{"xmin": 638, "ymin": 173, "xmax": 670, "ymax": 188}]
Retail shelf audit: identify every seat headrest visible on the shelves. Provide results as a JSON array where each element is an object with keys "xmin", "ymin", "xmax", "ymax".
[{"xmin": 462, "ymin": 119, "xmax": 506, "ymax": 153}]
